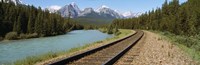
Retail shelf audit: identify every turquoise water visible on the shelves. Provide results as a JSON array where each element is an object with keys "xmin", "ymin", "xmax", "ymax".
[{"xmin": 0, "ymin": 30, "xmax": 113, "ymax": 64}]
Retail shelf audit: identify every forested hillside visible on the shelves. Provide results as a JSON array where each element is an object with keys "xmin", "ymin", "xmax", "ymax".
[
  {"xmin": 74, "ymin": 18, "xmax": 113, "ymax": 25},
  {"xmin": 110, "ymin": 0, "xmax": 200, "ymax": 60},
  {"xmin": 0, "ymin": 1, "xmax": 83, "ymax": 40},
  {"xmin": 112, "ymin": 0, "xmax": 200, "ymax": 36}
]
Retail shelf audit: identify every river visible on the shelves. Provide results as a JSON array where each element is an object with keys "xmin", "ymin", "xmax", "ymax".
[{"xmin": 0, "ymin": 30, "xmax": 113, "ymax": 64}]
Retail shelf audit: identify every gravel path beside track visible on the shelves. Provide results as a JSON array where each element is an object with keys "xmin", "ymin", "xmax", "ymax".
[{"xmin": 115, "ymin": 30, "xmax": 197, "ymax": 65}]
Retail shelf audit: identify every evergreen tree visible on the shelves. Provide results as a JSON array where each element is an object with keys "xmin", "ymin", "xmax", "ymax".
[
  {"xmin": 13, "ymin": 20, "xmax": 17, "ymax": 32},
  {"xmin": 27, "ymin": 14, "xmax": 32, "ymax": 33},
  {"xmin": 111, "ymin": 0, "xmax": 199, "ymax": 36},
  {"xmin": 34, "ymin": 12, "xmax": 41, "ymax": 34},
  {"xmin": 0, "ymin": 1, "xmax": 83, "ymax": 38},
  {"xmin": 16, "ymin": 16, "xmax": 21, "ymax": 33},
  {"xmin": 187, "ymin": 12, "xmax": 197, "ymax": 35}
]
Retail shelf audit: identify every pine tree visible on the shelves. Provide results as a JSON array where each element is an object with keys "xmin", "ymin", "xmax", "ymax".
[
  {"xmin": 16, "ymin": 16, "xmax": 21, "ymax": 33},
  {"xmin": 114, "ymin": 25, "xmax": 119, "ymax": 34},
  {"xmin": 34, "ymin": 13, "xmax": 41, "ymax": 34},
  {"xmin": 107, "ymin": 24, "xmax": 113, "ymax": 34},
  {"xmin": 187, "ymin": 12, "xmax": 197, "ymax": 35},
  {"xmin": 0, "ymin": 2, "xmax": 82, "ymax": 37},
  {"xmin": 0, "ymin": 2, "xmax": 2, "ymax": 22},
  {"xmin": 13, "ymin": 20, "xmax": 17, "ymax": 32},
  {"xmin": 162, "ymin": 0, "xmax": 169, "ymax": 16},
  {"xmin": 27, "ymin": 14, "xmax": 32, "ymax": 33}
]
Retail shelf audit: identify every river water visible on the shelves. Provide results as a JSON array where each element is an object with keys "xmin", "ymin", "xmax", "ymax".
[{"xmin": 0, "ymin": 30, "xmax": 113, "ymax": 64}]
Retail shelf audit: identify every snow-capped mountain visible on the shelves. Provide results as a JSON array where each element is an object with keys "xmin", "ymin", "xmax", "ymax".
[
  {"xmin": 47, "ymin": 5, "xmax": 61, "ymax": 13},
  {"xmin": 58, "ymin": 2, "xmax": 81, "ymax": 18},
  {"xmin": 123, "ymin": 11, "xmax": 135, "ymax": 18},
  {"xmin": 57, "ymin": 3, "xmax": 125, "ymax": 19},
  {"xmin": 97, "ymin": 5, "xmax": 124, "ymax": 18},
  {"xmin": 51, "ymin": 2, "xmax": 136, "ymax": 19},
  {"xmin": 0, "ymin": 0, "xmax": 23, "ymax": 5},
  {"xmin": 79, "ymin": 8, "xmax": 97, "ymax": 16},
  {"xmin": 78, "ymin": 5, "xmax": 124, "ymax": 19},
  {"xmin": 70, "ymin": 2, "xmax": 81, "ymax": 14},
  {"xmin": 134, "ymin": 12, "xmax": 143, "ymax": 17}
]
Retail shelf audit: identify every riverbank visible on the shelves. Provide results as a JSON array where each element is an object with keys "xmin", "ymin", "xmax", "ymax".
[
  {"xmin": 1, "ymin": 32, "xmax": 65, "ymax": 42},
  {"xmin": 14, "ymin": 29, "xmax": 134, "ymax": 65}
]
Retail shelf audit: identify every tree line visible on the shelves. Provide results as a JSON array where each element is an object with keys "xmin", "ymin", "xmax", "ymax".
[
  {"xmin": 0, "ymin": 1, "xmax": 83, "ymax": 39},
  {"xmin": 112, "ymin": 0, "xmax": 200, "ymax": 36}
]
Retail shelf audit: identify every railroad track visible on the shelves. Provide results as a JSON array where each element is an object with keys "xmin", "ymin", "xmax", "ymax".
[{"xmin": 49, "ymin": 30, "xmax": 144, "ymax": 65}]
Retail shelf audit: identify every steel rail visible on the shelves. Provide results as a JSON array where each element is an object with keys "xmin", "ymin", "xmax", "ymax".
[
  {"xmin": 103, "ymin": 30, "xmax": 144, "ymax": 65},
  {"xmin": 48, "ymin": 30, "xmax": 139, "ymax": 65}
]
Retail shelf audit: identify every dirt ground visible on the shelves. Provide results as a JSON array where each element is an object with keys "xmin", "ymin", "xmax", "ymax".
[{"xmin": 116, "ymin": 30, "xmax": 197, "ymax": 65}]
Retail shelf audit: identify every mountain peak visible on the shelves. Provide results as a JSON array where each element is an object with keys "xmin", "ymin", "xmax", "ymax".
[
  {"xmin": 96, "ymin": 5, "xmax": 111, "ymax": 12},
  {"xmin": 123, "ymin": 11, "xmax": 135, "ymax": 18},
  {"xmin": 82, "ymin": 7, "xmax": 95, "ymax": 14},
  {"xmin": 58, "ymin": 2, "xmax": 81, "ymax": 18},
  {"xmin": 47, "ymin": 5, "xmax": 61, "ymax": 13},
  {"xmin": 84, "ymin": 8, "xmax": 94, "ymax": 11},
  {"xmin": 56, "ymin": 2, "xmax": 133, "ymax": 19},
  {"xmin": 79, "ymin": 7, "xmax": 96, "ymax": 16},
  {"xmin": 69, "ymin": 2, "xmax": 80, "ymax": 13},
  {"xmin": 70, "ymin": 2, "xmax": 76, "ymax": 6},
  {"xmin": 69, "ymin": 2, "xmax": 77, "ymax": 7},
  {"xmin": 123, "ymin": 11, "xmax": 133, "ymax": 16},
  {"xmin": 101, "ymin": 5, "xmax": 109, "ymax": 9}
]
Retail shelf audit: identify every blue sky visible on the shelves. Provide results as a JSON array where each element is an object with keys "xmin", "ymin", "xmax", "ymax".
[{"xmin": 23, "ymin": 0, "xmax": 187, "ymax": 13}]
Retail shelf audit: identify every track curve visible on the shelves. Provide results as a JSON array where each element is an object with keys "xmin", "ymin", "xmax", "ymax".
[{"xmin": 48, "ymin": 30, "xmax": 144, "ymax": 65}]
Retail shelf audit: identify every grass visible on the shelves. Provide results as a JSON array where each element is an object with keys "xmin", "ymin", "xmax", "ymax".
[
  {"xmin": 14, "ymin": 43, "xmax": 94, "ymax": 65},
  {"xmin": 153, "ymin": 30, "xmax": 200, "ymax": 62},
  {"xmin": 13, "ymin": 29, "xmax": 133, "ymax": 65}
]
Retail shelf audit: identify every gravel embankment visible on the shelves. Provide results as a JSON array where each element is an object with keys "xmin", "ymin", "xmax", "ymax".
[{"xmin": 116, "ymin": 30, "xmax": 197, "ymax": 65}]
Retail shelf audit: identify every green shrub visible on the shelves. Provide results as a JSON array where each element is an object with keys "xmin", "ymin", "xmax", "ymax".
[
  {"xmin": 96, "ymin": 41, "xmax": 103, "ymax": 43},
  {"xmin": 27, "ymin": 33, "xmax": 38, "ymax": 38},
  {"xmin": 5, "ymin": 32, "xmax": 18, "ymax": 40},
  {"xmin": 19, "ymin": 33, "xmax": 27, "ymax": 39},
  {"xmin": 98, "ymin": 28, "xmax": 107, "ymax": 33},
  {"xmin": 114, "ymin": 31, "xmax": 121, "ymax": 36},
  {"xmin": 19, "ymin": 33, "xmax": 39, "ymax": 39},
  {"xmin": 107, "ymin": 31, "xmax": 113, "ymax": 34}
]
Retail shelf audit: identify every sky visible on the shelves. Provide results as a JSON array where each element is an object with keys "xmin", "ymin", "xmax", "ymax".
[{"xmin": 22, "ymin": 0, "xmax": 187, "ymax": 13}]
